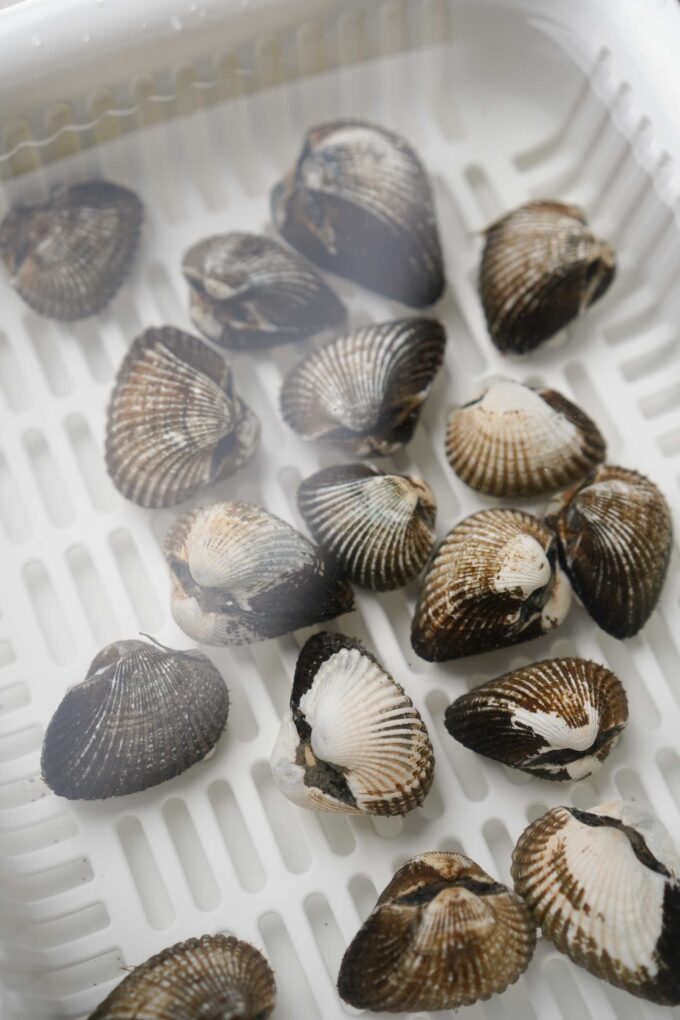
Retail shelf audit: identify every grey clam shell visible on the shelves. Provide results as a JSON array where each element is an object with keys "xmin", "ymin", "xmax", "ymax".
[
  {"xmin": 512, "ymin": 801, "xmax": 680, "ymax": 1005},
  {"xmin": 41, "ymin": 638, "xmax": 229, "ymax": 800},
  {"xmin": 164, "ymin": 501, "xmax": 354, "ymax": 645},
  {"xmin": 298, "ymin": 464, "xmax": 436, "ymax": 590},
  {"xmin": 338, "ymin": 851, "xmax": 536, "ymax": 1012},
  {"xmin": 182, "ymin": 232, "xmax": 347, "ymax": 349},
  {"xmin": 446, "ymin": 377, "xmax": 606, "ymax": 497},
  {"xmin": 89, "ymin": 934, "xmax": 276, "ymax": 1019},
  {"xmin": 411, "ymin": 508, "xmax": 572, "ymax": 661},
  {"xmin": 480, "ymin": 200, "xmax": 615, "ymax": 353},
  {"xmin": 444, "ymin": 658, "xmax": 628, "ymax": 780},
  {"xmin": 280, "ymin": 317, "xmax": 446, "ymax": 455},
  {"xmin": 270, "ymin": 632, "xmax": 434, "ymax": 816},
  {"xmin": 271, "ymin": 120, "xmax": 445, "ymax": 306},
  {"xmin": 550, "ymin": 464, "xmax": 672, "ymax": 638},
  {"xmin": 105, "ymin": 326, "xmax": 260, "ymax": 508},
  {"xmin": 0, "ymin": 180, "xmax": 142, "ymax": 320}
]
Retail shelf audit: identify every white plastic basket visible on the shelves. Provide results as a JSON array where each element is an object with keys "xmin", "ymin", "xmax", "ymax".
[{"xmin": 1, "ymin": 2, "xmax": 679, "ymax": 1019}]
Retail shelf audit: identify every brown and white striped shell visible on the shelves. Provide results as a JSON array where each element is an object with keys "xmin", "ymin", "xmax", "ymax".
[
  {"xmin": 411, "ymin": 508, "xmax": 571, "ymax": 661},
  {"xmin": 480, "ymin": 201, "xmax": 616, "ymax": 354},
  {"xmin": 182, "ymin": 232, "xmax": 346, "ymax": 349},
  {"xmin": 512, "ymin": 801, "xmax": 680, "ymax": 1005},
  {"xmin": 445, "ymin": 378, "xmax": 606, "ymax": 497},
  {"xmin": 444, "ymin": 658, "xmax": 628, "ymax": 780},
  {"xmin": 89, "ymin": 934, "xmax": 275, "ymax": 1019},
  {"xmin": 338, "ymin": 851, "xmax": 536, "ymax": 1011},
  {"xmin": 41, "ymin": 638, "xmax": 229, "ymax": 800},
  {"xmin": 271, "ymin": 120, "xmax": 444, "ymax": 307},
  {"xmin": 270, "ymin": 632, "xmax": 433, "ymax": 815},
  {"xmin": 0, "ymin": 181, "xmax": 142, "ymax": 320},
  {"xmin": 297, "ymin": 464, "xmax": 436, "ymax": 590},
  {"xmin": 550, "ymin": 465, "xmax": 672, "ymax": 638},
  {"xmin": 280, "ymin": 318, "xmax": 446, "ymax": 455},
  {"xmin": 164, "ymin": 501, "xmax": 354, "ymax": 645},
  {"xmin": 105, "ymin": 326, "xmax": 260, "ymax": 508}
]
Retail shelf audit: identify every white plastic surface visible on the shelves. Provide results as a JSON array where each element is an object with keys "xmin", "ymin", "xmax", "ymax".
[{"xmin": 1, "ymin": 3, "xmax": 680, "ymax": 1020}]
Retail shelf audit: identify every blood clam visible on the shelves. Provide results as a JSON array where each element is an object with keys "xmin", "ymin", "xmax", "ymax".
[
  {"xmin": 337, "ymin": 851, "xmax": 536, "ymax": 1011},
  {"xmin": 0, "ymin": 180, "xmax": 142, "ymax": 320},
  {"xmin": 271, "ymin": 120, "xmax": 445, "ymax": 306}
]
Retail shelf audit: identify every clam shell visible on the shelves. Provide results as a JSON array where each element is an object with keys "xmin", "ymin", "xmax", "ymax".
[
  {"xmin": 445, "ymin": 378, "xmax": 606, "ymax": 497},
  {"xmin": 41, "ymin": 638, "xmax": 229, "ymax": 800},
  {"xmin": 164, "ymin": 501, "xmax": 354, "ymax": 645},
  {"xmin": 480, "ymin": 201, "xmax": 616, "ymax": 353},
  {"xmin": 89, "ymin": 934, "xmax": 275, "ymax": 1019},
  {"xmin": 411, "ymin": 508, "xmax": 571, "ymax": 661},
  {"xmin": 512, "ymin": 801, "xmax": 680, "ymax": 1005},
  {"xmin": 280, "ymin": 317, "xmax": 446, "ymax": 455},
  {"xmin": 271, "ymin": 120, "xmax": 444, "ymax": 306},
  {"xmin": 0, "ymin": 181, "xmax": 142, "ymax": 320},
  {"xmin": 551, "ymin": 465, "xmax": 672, "ymax": 638},
  {"xmin": 338, "ymin": 851, "xmax": 536, "ymax": 1011},
  {"xmin": 270, "ymin": 632, "xmax": 434, "ymax": 815},
  {"xmin": 105, "ymin": 326, "xmax": 260, "ymax": 508},
  {"xmin": 182, "ymin": 232, "xmax": 347, "ymax": 349},
  {"xmin": 445, "ymin": 658, "xmax": 627, "ymax": 780},
  {"xmin": 297, "ymin": 464, "xmax": 436, "ymax": 590}
]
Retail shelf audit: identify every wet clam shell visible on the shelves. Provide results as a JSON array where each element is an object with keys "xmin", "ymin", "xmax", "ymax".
[
  {"xmin": 89, "ymin": 934, "xmax": 275, "ymax": 1019},
  {"xmin": 338, "ymin": 851, "xmax": 536, "ymax": 1011},
  {"xmin": 550, "ymin": 465, "xmax": 672, "ymax": 638},
  {"xmin": 297, "ymin": 464, "xmax": 436, "ymax": 590},
  {"xmin": 411, "ymin": 507, "xmax": 571, "ymax": 661},
  {"xmin": 41, "ymin": 638, "xmax": 229, "ymax": 800},
  {"xmin": 445, "ymin": 378, "xmax": 606, "ymax": 497},
  {"xmin": 164, "ymin": 501, "xmax": 354, "ymax": 645},
  {"xmin": 105, "ymin": 326, "xmax": 260, "ymax": 508},
  {"xmin": 182, "ymin": 232, "xmax": 347, "ymax": 349},
  {"xmin": 445, "ymin": 658, "xmax": 628, "ymax": 780},
  {"xmin": 270, "ymin": 632, "xmax": 433, "ymax": 815},
  {"xmin": 0, "ymin": 180, "xmax": 142, "ymax": 320},
  {"xmin": 280, "ymin": 317, "xmax": 446, "ymax": 455},
  {"xmin": 512, "ymin": 801, "xmax": 680, "ymax": 1005},
  {"xmin": 479, "ymin": 200, "xmax": 616, "ymax": 354},
  {"xmin": 271, "ymin": 120, "xmax": 444, "ymax": 306}
]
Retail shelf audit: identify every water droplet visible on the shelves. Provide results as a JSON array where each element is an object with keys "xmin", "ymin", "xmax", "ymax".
[{"xmin": 30, "ymin": 35, "xmax": 42, "ymax": 47}]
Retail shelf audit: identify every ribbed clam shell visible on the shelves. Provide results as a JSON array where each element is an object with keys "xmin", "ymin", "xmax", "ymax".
[
  {"xmin": 411, "ymin": 508, "xmax": 571, "ymax": 661},
  {"xmin": 280, "ymin": 318, "xmax": 446, "ymax": 455},
  {"xmin": 164, "ymin": 502, "xmax": 354, "ymax": 645},
  {"xmin": 182, "ymin": 232, "xmax": 347, "ymax": 349},
  {"xmin": 338, "ymin": 851, "xmax": 536, "ymax": 1011},
  {"xmin": 270, "ymin": 632, "xmax": 434, "ymax": 815},
  {"xmin": 297, "ymin": 464, "xmax": 436, "ymax": 590},
  {"xmin": 0, "ymin": 181, "xmax": 142, "ymax": 320},
  {"xmin": 551, "ymin": 465, "xmax": 672, "ymax": 638},
  {"xmin": 89, "ymin": 934, "xmax": 275, "ymax": 1019},
  {"xmin": 41, "ymin": 638, "xmax": 229, "ymax": 800},
  {"xmin": 271, "ymin": 120, "xmax": 444, "ymax": 307},
  {"xmin": 105, "ymin": 326, "xmax": 260, "ymax": 508},
  {"xmin": 480, "ymin": 201, "xmax": 616, "ymax": 353},
  {"xmin": 445, "ymin": 658, "xmax": 627, "ymax": 780},
  {"xmin": 446, "ymin": 378, "xmax": 606, "ymax": 496},
  {"xmin": 512, "ymin": 801, "xmax": 680, "ymax": 1005}
]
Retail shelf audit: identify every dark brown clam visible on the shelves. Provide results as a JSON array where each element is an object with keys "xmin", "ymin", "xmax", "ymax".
[
  {"xmin": 338, "ymin": 851, "xmax": 536, "ymax": 1012},
  {"xmin": 280, "ymin": 317, "xmax": 446, "ymax": 455},
  {"xmin": 41, "ymin": 637, "xmax": 229, "ymax": 800},
  {"xmin": 480, "ymin": 200, "xmax": 615, "ymax": 353},
  {"xmin": 182, "ymin": 232, "xmax": 347, "ymax": 349},
  {"xmin": 271, "ymin": 120, "xmax": 445, "ymax": 306},
  {"xmin": 0, "ymin": 180, "xmax": 142, "ymax": 320},
  {"xmin": 89, "ymin": 934, "xmax": 275, "ymax": 1019},
  {"xmin": 105, "ymin": 326, "xmax": 259, "ymax": 508},
  {"xmin": 549, "ymin": 465, "xmax": 672, "ymax": 638}
]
